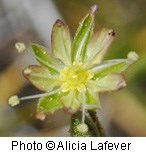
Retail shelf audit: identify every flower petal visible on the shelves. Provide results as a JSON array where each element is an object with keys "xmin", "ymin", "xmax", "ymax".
[
  {"xmin": 85, "ymin": 90, "xmax": 100, "ymax": 110},
  {"xmin": 37, "ymin": 92, "xmax": 63, "ymax": 114},
  {"xmin": 86, "ymin": 28, "xmax": 115, "ymax": 67},
  {"xmin": 23, "ymin": 65, "xmax": 61, "ymax": 92},
  {"xmin": 88, "ymin": 73, "xmax": 126, "ymax": 92},
  {"xmin": 52, "ymin": 19, "xmax": 72, "ymax": 65},
  {"xmin": 90, "ymin": 52, "xmax": 139, "ymax": 80},
  {"xmin": 61, "ymin": 90, "xmax": 81, "ymax": 112},
  {"xmin": 31, "ymin": 43, "xmax": 63, "ymax": 73},
  {"xmin": 71, "ymin": 5, "xmax": 97, "ymax": 63}
]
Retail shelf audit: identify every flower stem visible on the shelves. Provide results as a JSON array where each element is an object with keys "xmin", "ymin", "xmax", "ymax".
[{"xmin": 88, "ymin": 110, "xmax": 106, "ymax": 136}]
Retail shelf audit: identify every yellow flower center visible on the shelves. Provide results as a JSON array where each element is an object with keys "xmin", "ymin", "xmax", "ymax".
[{"xmin": 60, "ymin": 63, "xmax": 93, "ymax": 92}]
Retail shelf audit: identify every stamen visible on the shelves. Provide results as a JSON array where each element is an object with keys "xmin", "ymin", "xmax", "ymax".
[
  {"xmin": 128, "ymin": 51, "xmax": 139, "ymax": 62},
  {"xmin": 77, "ymin": 123, "xmax": 88, "ymax": 133},
  {"xmin": 8, "ymin": 95, "xmax": 20, "ymax": 107},
  {"xmin": 15, "ymin": 42, "xmax": 34, "ymax": 56},
  {"xmin": 15, "ymin": 42, "xmax": 26, "ymax": 53},
  {"xmin": 19, "ymin": 89, "xmax": 60, "ymax": 101},
  {"xmin": 77, "ymin": 93, "xmax": 89, "ymax": 133},
  {"xmin": 82, "ymin": 106, "xmax": 86, "ymax": 124},
  {"xmin": 82, "ymin": 92, "xmax": 86, "ymax": 124},
  {"xmin": 8, "ymin": 89, "xmax": 60, "ymax": 107}
]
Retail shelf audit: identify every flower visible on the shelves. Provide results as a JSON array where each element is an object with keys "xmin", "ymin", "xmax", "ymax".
[{"xmin": 8, "ymin": 5, "xmax": 138, "ymax": 123}]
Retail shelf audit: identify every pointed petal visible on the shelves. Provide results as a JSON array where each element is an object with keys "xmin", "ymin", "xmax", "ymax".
[
  {"xmin": 52, "ymin": 19, "xmax": 72, "ymax": 65},
  {"xmin": 90, "ymin": 52, "xmax": 139, "ymax": 80},
  {"xmin": 86, "ymin": 28, "xmax": 115, "ymax": 67},
  {"xmin": 23, "ymin": 65, "xmax": 61, "ymax": 92},
  {"xmin": 61, "ymin": 90, "xmax": 81, "ymax": 112},
  {"xmin": 88, "ymin": 74, "xmax": 126, "ymax": 92},
  {"xmin": 37, "ymin": 92, "xmax": 63, "ymax": 114},
  {"xmin": 31, "ymin": 43, "xmax": 63, "ymax": 73},
  {"xmin": 85, "ymin": 90, "xmax": 99, "ymax": 110},
  {"xmin": 71, "ymin": 6, "xmax": 98, "ymax": 63}
]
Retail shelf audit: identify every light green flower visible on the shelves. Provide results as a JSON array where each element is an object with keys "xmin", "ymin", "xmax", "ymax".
[{"xmin": 9, "ymin": 5, "xmax": 138, "ymax": 122}]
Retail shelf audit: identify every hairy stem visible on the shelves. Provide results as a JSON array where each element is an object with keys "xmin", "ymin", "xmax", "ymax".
[{"xmin": 88, "ymin": 110, "xmax": 106, "ymax": 136}]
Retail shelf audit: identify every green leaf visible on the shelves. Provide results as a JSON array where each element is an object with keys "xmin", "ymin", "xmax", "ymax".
[
  {"xmin": 86, "ymin": 28, "xmax": 115, "ymax": 66},
  {"xmin": 71, "ymin": 6, "xmax": 97, "ymax": 63},
  {"xmin": 37, "ymin": 92, "xmax": 63, "ymax": 113},
  {"xmin": 31, "ymin": 43, "xmax": 62, "ymax": 73},
  {"xmin": 23, "ymin": 65, "xmax": 61, "ymax": 92},
  {"xmin": 52, "ymin": 19, "xmax": 71, "ymax": 65}
]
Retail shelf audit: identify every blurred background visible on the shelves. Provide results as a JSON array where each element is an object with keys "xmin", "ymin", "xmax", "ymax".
[{"xmin": 0, "ymin": 0, "xmax": 146, "ymax": 136}]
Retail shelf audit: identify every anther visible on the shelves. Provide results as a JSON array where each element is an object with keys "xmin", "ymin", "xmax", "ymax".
[
  {"xmin": 15, "ymin": 42, "xmax": 26, "ymax": 53},
  {"xmin": 8, "ymin": 95, "xmax": 20, "ymax": 107},
  {"xmin": 77, "ymin": 123, "xmax": 88, "ymax": 133},
  {"xmin": 128, "ymin": 51, "xmax": 139, "ymax": 62}
]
